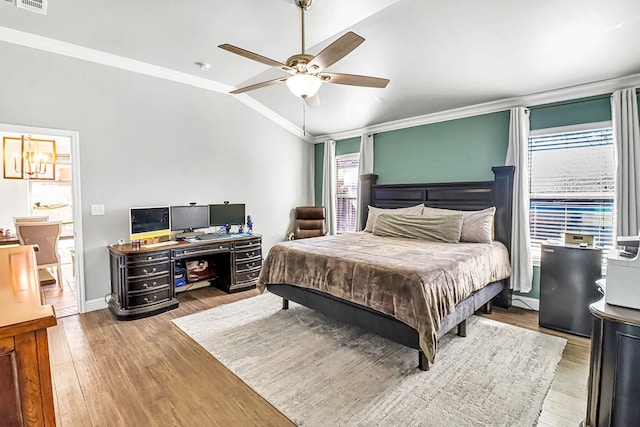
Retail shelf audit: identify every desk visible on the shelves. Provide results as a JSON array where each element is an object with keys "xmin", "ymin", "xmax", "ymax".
[
  {"xmin": 0, "ymin": 245, "xmax": 57, "ymax": 426},
  {"xmin": 584, "ymin": 298, "xmax": 640, "ymax": 426},
  {"xmin": 0, "ymin": 235, "xmax": 19, "ymax": 246},
  {"xmin": 108, "ymin": 234, "xmax": 262, "ymax": 320}
]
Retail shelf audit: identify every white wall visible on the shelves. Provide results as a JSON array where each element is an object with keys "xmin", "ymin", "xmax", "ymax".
[{"xmin": 0, "ymin": 42, "xmax": 313, "ymax": 302}]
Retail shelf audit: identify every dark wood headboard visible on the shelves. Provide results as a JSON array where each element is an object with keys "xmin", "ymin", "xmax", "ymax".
[{"xmin": 359, "ymin": 166, "xmax": 515, "ymax": 307}]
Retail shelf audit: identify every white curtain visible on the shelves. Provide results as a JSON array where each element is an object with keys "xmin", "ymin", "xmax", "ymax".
[
  {"xmin": 505, "ymin": 107, "xmax": 533, "ymax": 293},
  {"xmin": 322, "ymin": 140, "xmax": 337, "ymax": 235},
  {"xmin": 356, "ymin": 133, "xmax": 374, "ymax": 231},
  {"xmin": 611, "ymin": 88, "xmax": 640, "ymax": 236}
]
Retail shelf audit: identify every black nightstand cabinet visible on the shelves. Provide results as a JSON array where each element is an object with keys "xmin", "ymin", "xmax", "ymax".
[{"xmin": 539, "ymin": 243, "xmax": 602, "ymax": 337}]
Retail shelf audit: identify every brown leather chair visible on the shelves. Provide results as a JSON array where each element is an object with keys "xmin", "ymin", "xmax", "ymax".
[{"xmin": 291, "ymin": 206, "xmax": 326, "ymax": 239}]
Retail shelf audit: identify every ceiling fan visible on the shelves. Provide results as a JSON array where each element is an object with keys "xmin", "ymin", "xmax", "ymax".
[{"xmin": 218, "ymin": 0, "xmax": 390, "ymax": 101}]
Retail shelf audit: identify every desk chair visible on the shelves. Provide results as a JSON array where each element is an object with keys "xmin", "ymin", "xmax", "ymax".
[
  {"xmin": 290, "ymin": 206, "xmax": 326, "ymax": 239},
  {"xmin": 15, "ymin": 221, "xmax": 64, "ymax": 290}
]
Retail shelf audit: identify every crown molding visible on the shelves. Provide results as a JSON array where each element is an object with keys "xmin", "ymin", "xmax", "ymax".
[
  {"xmin": 313, "ymin": 73, "xmax": 640, "ymax": 143},
  {"xmin": 0, "ymin": 25, "xmax": 311, "ymax": 142}
]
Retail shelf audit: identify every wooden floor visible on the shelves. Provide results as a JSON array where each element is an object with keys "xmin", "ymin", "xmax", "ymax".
[{"xmin": 47, "ymin": 288, "xmax": 590, "ymax": 426}]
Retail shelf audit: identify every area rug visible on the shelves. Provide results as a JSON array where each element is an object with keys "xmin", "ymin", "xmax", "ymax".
[{"xmin": 172, "ymin": 293, "xmax": 566, "ymax": 427}]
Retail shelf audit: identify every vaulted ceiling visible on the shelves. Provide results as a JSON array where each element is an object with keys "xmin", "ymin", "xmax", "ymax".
[{"xmin": 1, "ymin": 0, "xmax": 640, "ymax": 138}]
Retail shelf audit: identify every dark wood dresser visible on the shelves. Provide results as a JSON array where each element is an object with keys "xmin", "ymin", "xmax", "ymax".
[
  {"xmin": 108, "ymin": 234, "xmax": 262, "ymax": 320},
  {"xmin": 0, "ymin": 245, "xmax": 57, "ymax": 426}
]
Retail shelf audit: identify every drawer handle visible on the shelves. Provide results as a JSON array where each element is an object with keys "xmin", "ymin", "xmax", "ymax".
[
  {"xmin": 143, "ymin": 295, "xmax": 158, "ymax": 304},
  {"xmin": 247, "ymin": 262, "xmax": 255, "ymax": 268},
  {"xmin": 247, "ymin": 252, "xmax": 255, "ymax": 257},
  {"xmin": 147, "ymin": 256, "xmax": 153, "ymax": 260},
  {"xmin": 247, "ymin": 273, "xmax": 255, "ymax": 278},
  {"xmin": 143, "ymin": 267, "xmax": 157, "ymax": 275},
  {"xmin": 142, "ymin": 281, "xmax": 157, "ymax": 289}
]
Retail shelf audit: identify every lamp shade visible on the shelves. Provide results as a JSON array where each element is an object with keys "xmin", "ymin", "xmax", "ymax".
[{"xmin": 286, "ymin": 74, "xmax": 322, "ymax": 99}]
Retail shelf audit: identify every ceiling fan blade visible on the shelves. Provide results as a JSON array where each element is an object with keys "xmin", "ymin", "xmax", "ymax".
[
  {"xmin": 230, "ymin": 77, "xmax": 289, "ymax": 95},
  {"xmin": 321, "ymin": 72, "xmax": 390, "ymax": 88},
  {"xmin": 307, "ymin": 32, "xmax": 365, "ymax": 72},
  {"xmin": 218, "ymin": 44, "xmax": 293, "ymax": 72}
]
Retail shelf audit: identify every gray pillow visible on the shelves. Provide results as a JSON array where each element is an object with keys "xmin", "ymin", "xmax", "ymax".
[
  {"xmin": 364, "ymin": 204, "xmax": 424, "ymax": 232},
  {"xmin": 372, "ymin": 213, "xmax": 464, "ymax": 243},
  {"xmin": 423, "ymin": 206, "xmax": 496, "ymax": 243}
]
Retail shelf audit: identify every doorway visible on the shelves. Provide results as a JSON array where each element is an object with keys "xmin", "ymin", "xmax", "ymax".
[{"xmin": 0, "ymin": 124, "xmax": 85, "ymax": 316}]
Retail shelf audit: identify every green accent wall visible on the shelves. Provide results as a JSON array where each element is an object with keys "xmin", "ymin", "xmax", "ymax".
[
  {"xmin": 530, "ymin": 95, "xmax": 612, "ymax": 130},
  {"xmin": 374, "ymin": 111, "xmax": 510, "ymax": 184},
  {"xmin": 336, "ymin": 137, "xmax": 360, "ymax": 156}
]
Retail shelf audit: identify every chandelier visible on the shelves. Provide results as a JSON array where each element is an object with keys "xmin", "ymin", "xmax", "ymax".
[{"xmin": 2, "ymin": 135, "xmax": 57, "ymax": 180}]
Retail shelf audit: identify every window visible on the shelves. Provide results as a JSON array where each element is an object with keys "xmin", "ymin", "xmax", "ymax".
[
  {"xmin": 528, "ymin": 124, "xmax": 615, "ymax": 265},
  {"xmin": 336, "ymin": 153, "xmax": 359, "ymax": 233}
]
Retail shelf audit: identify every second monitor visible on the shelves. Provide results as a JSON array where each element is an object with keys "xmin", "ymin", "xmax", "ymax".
[
  {"xmin": 171, "ymin": 205, "xmax": 209, "ymax": 233},
  {"xmin": 209, "ymin": 203, "xmax": 245, "ymax": 229}
]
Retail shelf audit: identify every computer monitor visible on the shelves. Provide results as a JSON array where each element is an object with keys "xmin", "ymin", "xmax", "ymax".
[
  {"xmin": 209, "ymin": 203, "xmax": 246, "ymax": 227},
  {"xmin": 129, "ymin": 206, "xmax": 171, "ymax": 240},
  {"xmin": 170, "ymin": 205, "xmax": 209, "ymax": 232}
]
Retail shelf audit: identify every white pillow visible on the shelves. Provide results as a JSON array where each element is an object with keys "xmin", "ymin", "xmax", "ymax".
[
  {"xmin": 364, "ymin": 204, "xmax": 424, "ymax": 233},
  {"xmin": 423, "ymin": 206, "xmax": 496, "ymax": 243}
]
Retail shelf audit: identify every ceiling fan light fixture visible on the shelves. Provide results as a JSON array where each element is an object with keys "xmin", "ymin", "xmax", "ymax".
[{"xmin": 286, "ymin": 74, "xmax": 322, "ymax": 99}]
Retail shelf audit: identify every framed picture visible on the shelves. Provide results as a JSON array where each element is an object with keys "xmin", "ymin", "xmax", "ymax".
[
  {"xmin": 3, "ymin": 137, "xmax": 23, "ymax": 179},
  {"xmin": 2, "ymin": 136, "xmax": 57, "ymax": 180}
]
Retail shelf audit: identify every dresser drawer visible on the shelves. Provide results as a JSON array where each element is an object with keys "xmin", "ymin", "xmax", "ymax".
[
  {"xmin": 127, "ymin": 287, "xmax": 172, "ymax": 308},
  {"xmin": 235, "ymin": 258, "xmax": 262, "ymax": 273},
  {"xmin": 127, "ymin": 274, "xmax": 171, "ymax": 292},
  {"xmin": 127, "ymin": 261, "xmax": 171, "ymax": 279}
]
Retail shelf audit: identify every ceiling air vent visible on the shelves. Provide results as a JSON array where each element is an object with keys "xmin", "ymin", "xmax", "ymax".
[{"xmin": 15, "ymin": 0, "xmax": 47, "ymax": 15}]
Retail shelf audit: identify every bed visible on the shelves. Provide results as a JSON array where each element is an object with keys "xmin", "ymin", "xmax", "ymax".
[{"xmin": 258, "ymin": 166, "xmax": 515, "ymax": 370}]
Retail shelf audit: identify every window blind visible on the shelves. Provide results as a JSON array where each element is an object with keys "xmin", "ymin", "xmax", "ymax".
[
  {"xmin": 528, "ymin": 127, "xmax": 615, "ymax": 264},
  {"xmin": 335, "ymin": 153, "xmax": 359, "ymax": 233}
]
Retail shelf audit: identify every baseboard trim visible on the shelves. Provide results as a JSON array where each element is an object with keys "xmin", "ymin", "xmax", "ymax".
[
  {"xmin": 511, "ymin": 296, "xmax": 540, "ymax": 311},
  {"xmin": 83, "ymin": 298, "xmax": 108, "ymax": 313}
]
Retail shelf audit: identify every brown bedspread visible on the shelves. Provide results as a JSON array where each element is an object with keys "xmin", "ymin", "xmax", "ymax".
[{"xmin": 257, "ymin": 232, "xmax": 511, "ymax": 363}]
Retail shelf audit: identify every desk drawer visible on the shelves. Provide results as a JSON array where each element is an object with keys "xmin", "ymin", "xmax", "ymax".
[
  {"xmin": 233, "ymin": 238, "xmax": 261, "ymax": 250},
  {"xmin": 235, "ymin": 247, "xmax": 261, "ymax": 261},
  {"xmin": 235, "ymin": 258, "xmax": 262, "ymax": 273},
  {"xmin": 127, "ymin": 287, "xmax": 171, "ymax": 308},
  {"xmin": 235, "ymin": 269, "xmax": 260, "ymax": 283},
  {"xmin": 127, "ymin": 261, "xmax": 170, "ymax": 279},
  {"xmin": 127, "ymin": 274, "xmax": 171, "ymax": 292},
  {"xmin": 173, "ymin": 243, "xmax": 229, "ymax": 260},
  {"xmin": 126, "ymin": 251, "xmax": 170, "ymax": 265}
]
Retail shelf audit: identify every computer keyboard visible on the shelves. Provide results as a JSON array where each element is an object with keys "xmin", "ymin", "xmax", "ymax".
[
  {"xmin": 198, "ymin": 233, "xmax": 228, "ymax": 241},
  {"xmin": 142, "ymin": 241, "xmax": 177, "ymax": 248}
]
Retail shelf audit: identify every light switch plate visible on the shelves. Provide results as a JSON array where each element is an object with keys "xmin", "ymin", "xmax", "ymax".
[{"xmin": 91, "ymin": 204, "xmax": 105, "ymax": 216}]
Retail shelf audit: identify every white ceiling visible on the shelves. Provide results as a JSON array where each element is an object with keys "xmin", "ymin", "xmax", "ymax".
[{"xmin": 1, "ymin": 0, "xmax": 640, "ymax": 138}]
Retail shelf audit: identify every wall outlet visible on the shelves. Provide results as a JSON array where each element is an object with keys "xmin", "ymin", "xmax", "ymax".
[{"xmin": 91, "ymin": 204, "xmax": 105, "ymax": 216}]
